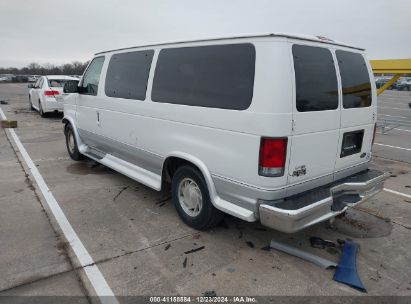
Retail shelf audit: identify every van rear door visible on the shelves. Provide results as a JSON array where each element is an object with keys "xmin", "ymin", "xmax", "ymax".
[
  {"xmin": 287, "ymin": 44, "xmax": 341, "ymax": 186},
  {"xmin": 334, "ymin": 50, "xmax": 375, "ymax": 174}
]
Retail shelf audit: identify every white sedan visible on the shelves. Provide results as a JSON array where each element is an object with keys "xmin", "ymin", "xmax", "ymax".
[{"xmin": 28, "ymin": 75, "xmax": 79, "ymax": 117}]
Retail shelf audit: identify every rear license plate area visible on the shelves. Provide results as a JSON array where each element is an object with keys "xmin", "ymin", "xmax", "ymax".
[{"xmin": 340, "ymin": 130, "xmax": 364, "ymax": 157}]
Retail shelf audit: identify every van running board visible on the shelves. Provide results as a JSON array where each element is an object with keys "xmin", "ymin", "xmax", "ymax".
[
  {"xmin": 84, "ymin": 146, "xmax": 106, "ymax": 160},
  {"xmin": 82, "ymin": 146, "xmax": 162, "ymax": 191}
]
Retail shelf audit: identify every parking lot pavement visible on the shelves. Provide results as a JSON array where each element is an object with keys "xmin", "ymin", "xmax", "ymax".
[
  {"xmin": 375, "ymin": 90, "xmax": 411, "ymax": 164},
  {"xmin": 0, "ymin": 109, "xmax": 88, "ymax": 299},
  {"xmin": 0, "ymin": 83, "xmax": 411, "ymax": 299}
]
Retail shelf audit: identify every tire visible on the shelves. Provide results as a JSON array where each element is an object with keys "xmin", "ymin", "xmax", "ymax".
[
  {"xmin": 172, "ymin": 165, "xmax": 223, "ymax": 230},
  {"xmin": 29, "ymin": 96, "xmax": 34, "ymax": 110},
  {"xmin": 64, "ymin": 124, "xmax": 84, "ymax": 161},
  {"xmin": 39, "ymin": 100, "xmax": 46, "ymax": 117}
]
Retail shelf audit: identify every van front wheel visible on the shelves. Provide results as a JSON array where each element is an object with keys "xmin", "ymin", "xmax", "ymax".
[
  {"xmin": 172, "ymin": 166, "xmax": 223, "ymax": 230},
  {"xmin": 65, "ymin": 124, "xmax": 84, "ymax": 161}
]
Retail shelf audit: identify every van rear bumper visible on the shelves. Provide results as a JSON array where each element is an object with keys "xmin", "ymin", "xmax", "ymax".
[{"xmin": 259, "ymin": 169, "xmax": 389, "ymax": 233}]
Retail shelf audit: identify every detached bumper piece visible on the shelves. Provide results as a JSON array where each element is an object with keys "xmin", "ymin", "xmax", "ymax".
[
  {"xmin": 333, "ymin": 240, "xmax": 366, "ymax": 292},
  {"xmin": 259, "ymin": 169, "xmax": 389, "ymax": 233},
  {"xmin": 270, "ymin": 239, "xmax": 366, "ymax": 292}
]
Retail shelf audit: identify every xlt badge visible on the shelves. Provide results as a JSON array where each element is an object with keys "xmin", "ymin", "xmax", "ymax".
[{"xmin": 292, "ymin": 165, "xmax": 307, "ymax": 177}]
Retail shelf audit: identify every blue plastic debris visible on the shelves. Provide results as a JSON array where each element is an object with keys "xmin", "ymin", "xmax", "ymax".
[
  {"xmin": 333, "ymin": 240, "xmax": 366, "ymax": 292},
  {"xmin": 270, "ymin": 238, "xmax": 367, "ymax": 292}
]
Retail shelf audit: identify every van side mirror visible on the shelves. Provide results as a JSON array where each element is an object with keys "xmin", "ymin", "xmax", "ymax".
[
  {"xmin": 63, "ymin": 80, "xmax": 80, "ymax": 93},
  {"xmin": 28, "ymin": 84, "xmax": 35, "ymax": 88}
]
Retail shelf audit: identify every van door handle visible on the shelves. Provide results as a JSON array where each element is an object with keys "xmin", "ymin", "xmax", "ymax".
[{"xmin": 96, "ymin": 111, "xmax": 100, "ymax": 126}]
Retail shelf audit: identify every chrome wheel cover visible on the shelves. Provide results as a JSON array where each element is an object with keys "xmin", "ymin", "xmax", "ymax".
[
  {"xmin": 178, "ymin": 177, "xmax": 203, "ymax": 217},
  {"xmin": 67, "ymin": 130, "xmax": 75, "ymax": 154}
]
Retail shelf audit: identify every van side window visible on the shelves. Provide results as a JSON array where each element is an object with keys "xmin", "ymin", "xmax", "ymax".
[
  {"xmin": 293, "ymin": 45, "xmax": 338, "ymax": 112},
  {"xmin": 336, "ymin": 51, "xmax": 372, "ymax": 108},
  {"xmin": 79, "ymin": 56, "xmax": 105, "ymax": 96},
  {"xmin": 105, "ymin": 50, "xmax": 154, "ymax": 100},
  {"xmin": 151, "ymin": 44, "xmax": 255, "ymax": 110}
]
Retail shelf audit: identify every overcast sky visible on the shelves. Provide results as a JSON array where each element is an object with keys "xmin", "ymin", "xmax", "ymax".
[{"xmin": 0, "ymin": 0, "xmax": 410, "ymax": 68}]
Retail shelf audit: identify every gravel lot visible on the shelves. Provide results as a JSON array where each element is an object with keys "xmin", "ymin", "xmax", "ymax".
[{"xmin": 0, "ymin": 83, "xmax": 410, "ymax": 302}]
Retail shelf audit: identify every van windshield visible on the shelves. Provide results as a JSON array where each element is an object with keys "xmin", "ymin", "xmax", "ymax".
[{"xmin": 336, "ymin": 51, "xmax": 372, "ymax": 108}]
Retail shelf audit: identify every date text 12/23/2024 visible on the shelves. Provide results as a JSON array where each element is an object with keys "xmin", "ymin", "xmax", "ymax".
[{"xmin": 149, "ymin": 296, "xmax": 257, "ymax": 303}]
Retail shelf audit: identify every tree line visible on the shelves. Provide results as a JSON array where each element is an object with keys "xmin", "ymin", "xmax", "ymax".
[{"xmin": 0, "ymin": 61, "xmax": 89, "ymax": 76}]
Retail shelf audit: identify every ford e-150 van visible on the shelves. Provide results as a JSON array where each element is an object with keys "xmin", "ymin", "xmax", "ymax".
[{"xmin": 62, "ymin": 33, "xmax": 388, "ymax": 233}]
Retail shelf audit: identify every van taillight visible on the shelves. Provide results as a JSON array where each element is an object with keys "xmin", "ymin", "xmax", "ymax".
[
  {"xmin": 259, "ymin": 137, "xmax": 287, "ymax": 177},
  {"xmin": 372, "ymin": 123, "xmax": 377, "ymax": 145},
  {"xmin": 44, "ymin": 90, "xmax": 59, "ymax": 96}
]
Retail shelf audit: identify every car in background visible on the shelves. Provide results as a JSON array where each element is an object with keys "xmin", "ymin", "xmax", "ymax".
[
  {"xmin": 28, "ymin": 75, "xmax": 79, "ymax": 117},
  {"xmin": 28, "ymin": 75, "xmax": 39, "ymax": 82},
  {"xmin": 396, "ymin": 77, "xmax": 411, "ymax": 91},
  {"xmin": 374, "ymin": 76, "xmax": 408, "ymax": 90},
  {"xmin": 12, "ymin": 75, "xmax": 29, "ymax": 82},
  {"xmin": 0, "ymin": 74, "xmax": 14, "ymax": 82},
  {"xmin": 389, "ymin": 76, "xmax": 409, "ymax": 90},
  {"xmin": 375, "ymin": 76, "xmax": 387, "ymax": 89},
  {"xmin": 375, "ymin": 76, "xmax": 393, "ymax": 89}
]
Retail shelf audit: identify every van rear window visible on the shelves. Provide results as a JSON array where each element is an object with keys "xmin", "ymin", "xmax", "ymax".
[
  {"xmin": 105, "ymin": 50, "xmax": 154, "ymax": 100},
  {"xmin": 293, "ymin": 45, "xmax": 338, "ymax": 112},
  {"xmin": 336, "ymin": 51, "xmax": 372, "ymax": 108},
  {"xmin": 151, "ymin": 44, "xmax": 255, "ymax": 110}
]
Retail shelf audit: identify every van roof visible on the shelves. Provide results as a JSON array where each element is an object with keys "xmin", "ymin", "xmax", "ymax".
[{"xmin": 95, "ymin": 32, "xmax": 365, "ymax": 55}]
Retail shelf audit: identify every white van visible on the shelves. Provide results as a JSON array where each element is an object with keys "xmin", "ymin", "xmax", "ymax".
[{"xmin": 62, "ymin": 33, "xmax": 387, "ymax": 233}]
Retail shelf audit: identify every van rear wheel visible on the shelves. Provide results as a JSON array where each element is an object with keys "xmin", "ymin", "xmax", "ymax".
[{"xmin": 172, "ymin": 166, "xmax": 223, "ymax": 230}]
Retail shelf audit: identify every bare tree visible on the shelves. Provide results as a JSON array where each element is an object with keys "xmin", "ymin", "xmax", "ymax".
[{"xmin": 0, "ymin": 61, "xmax": 89, "ymax": 76}]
